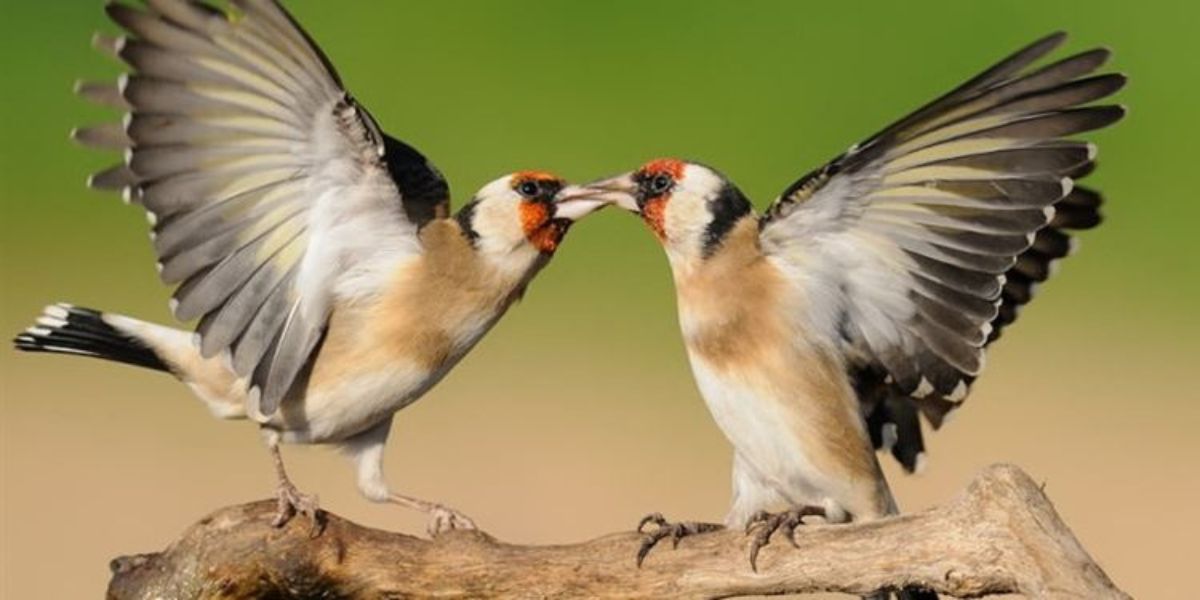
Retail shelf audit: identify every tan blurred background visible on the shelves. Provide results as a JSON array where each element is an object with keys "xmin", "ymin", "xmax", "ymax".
[{"xmin": 2, "ymin": 1, "xmax": 1197, "ymax": 598}]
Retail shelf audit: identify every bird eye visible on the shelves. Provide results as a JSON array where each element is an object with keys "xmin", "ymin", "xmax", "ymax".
[
  {"xmin": 649, "ymin": 174, "xmax": 673, "ymax": 195},
  {"xmin": 517, "ymin": 180, "xmax": 541, "ymax": 198}
]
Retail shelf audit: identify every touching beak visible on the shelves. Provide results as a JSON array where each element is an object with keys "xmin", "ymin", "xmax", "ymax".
[
  {"xmin": 553, "ymin": 174, "xmax": 637, "ymax": 221},
  {"xmin": 549, "ymin": 175, "xmax": 633, "ymax": 223},
  {"xmin": 551, "ymin": 186, "xmax": 611, "ymax": 221}
]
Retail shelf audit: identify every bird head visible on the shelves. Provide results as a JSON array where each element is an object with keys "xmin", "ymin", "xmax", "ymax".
[
  {"xmin": 458, "ymin": 171, "xmax": 608, "ymax": 262},
  {"xmin": 582, "ymin": 158, "xmax": 753, "ymax": 265}
]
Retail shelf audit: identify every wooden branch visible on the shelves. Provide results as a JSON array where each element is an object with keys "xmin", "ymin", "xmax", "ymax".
[{"xmin": 106, "ymin": 464, "xmax": 1127, "ymax": 599}]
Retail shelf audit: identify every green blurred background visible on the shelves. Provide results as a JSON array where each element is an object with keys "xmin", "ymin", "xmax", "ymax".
[{"xmin": 1, "ymin": 1, "xmax": 1197, "ymax": 598}]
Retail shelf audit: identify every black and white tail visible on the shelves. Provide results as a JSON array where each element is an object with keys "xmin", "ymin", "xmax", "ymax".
[{"xmin": 13, "ymin": 303, "xmax": 169, "ymax": 372}]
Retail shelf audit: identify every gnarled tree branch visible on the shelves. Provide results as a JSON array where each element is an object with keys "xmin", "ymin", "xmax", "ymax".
[{"xmin": 106, "ymin": 464, "xmax": 1127, "ymax": 599}]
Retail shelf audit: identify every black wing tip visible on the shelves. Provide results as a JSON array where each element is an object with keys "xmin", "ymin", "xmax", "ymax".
[
  {"xmin": 1041, "ymin": 30, "xmax": 1070, "ymax": 46},
  {"xmin": 1022, "ymin": 30, "xmax": 1069, "ymax": 58},
  {"xmin": 1082, "ymin": 104, "xmax": 1129, "ymax": 129},
  {"xmin": 104, "ymin": 1, "xmax": 134, "ymax": 22},
  {"xmin": 1103, "ymin": 103, "xmax": 1129, "ymax": 128},
  {"xmin": 1081, "ymin": 72, "xmax": 1129, "ymax": 97},
  {"xmin": 1077, "ymin": 45, "xmax": 1112, "ymax": 63}
]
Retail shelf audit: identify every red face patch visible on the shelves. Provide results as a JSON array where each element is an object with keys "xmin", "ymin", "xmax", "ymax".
[
  {"xmin": 528, "ymin": 219, "xmax": 568, "ymax": 253},
  {"xmin": 519, "ymin": 200, "xmax": 566, "ymax": 253},
  {"xmin": 519, "ymin": 200, "xmax": 550, "ymax": 235},
  {"xmin": 635, "ymin": 158, "xmax": 685, "ymax": 243},
  {"xmin": 640, "ymin": 158, "xmax": 686, "ymax": 181},
  {"xmin": 511, "ymin": 170, "xmax": 562, "ymax": 186},
  {"xmin": 642, "ymin": 196, "xmax": 668, "ymax": 241}
]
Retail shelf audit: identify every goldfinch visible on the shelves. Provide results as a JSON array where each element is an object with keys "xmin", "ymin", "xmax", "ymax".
[
  {"xmin": 585, "ymin": 31, "xmax": 1125, "ymax": 576},
  {"xmin": 12, "ymin": 0, "xmax": 606, "ymax": 534}
]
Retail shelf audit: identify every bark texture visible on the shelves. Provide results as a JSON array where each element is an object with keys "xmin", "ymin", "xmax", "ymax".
[{"xmin": 106, "ymin": 463, "xmax": 1127, "ymax": 599}]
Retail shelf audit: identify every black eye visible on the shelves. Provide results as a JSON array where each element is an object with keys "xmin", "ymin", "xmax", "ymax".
[
  {"xmin": 648, "ymin": 174, "xmax": 673, "ymax": 195},
  {"xmin": 517, "ymin": 181, "xmax": 541, "ymax": 198}
]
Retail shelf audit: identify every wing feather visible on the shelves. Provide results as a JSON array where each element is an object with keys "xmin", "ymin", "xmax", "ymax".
[
  {"xmin": 196, "ymin": 248, "xmax": 294, "ymax": 356},
  {"xmin": 231, "ymin": 268, "xmax": 296, "ymax": 376},
  {"xmin": 74, "ymin": 79, "xmax": 129, "ymax": 110},
  {"xmin": 153, "ymin": 176, "xmax": 304, "ymax": 258},
  {"xmin": 759, "ymin": 32, "xmax": 1124, "ymax": 470},
  {"xmin": 71, "ymin": 122, "xmax": 131, "ymax": 150},
  {"xmin": 78, "ymin": 0, "xmax": 450, "ymax": 415}
]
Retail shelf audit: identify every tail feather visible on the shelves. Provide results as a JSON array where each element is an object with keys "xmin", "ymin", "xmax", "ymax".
[{"xmin": 13, "ymin": 303, "xmax": 169, "ymax": 372}]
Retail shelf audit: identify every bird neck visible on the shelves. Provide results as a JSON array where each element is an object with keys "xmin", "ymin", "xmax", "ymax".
[
  {"xmin": 420, "ymin": 219, "xmax": 545, "ymax": 301},
  {"xmin": 668, "ymin": 214, "xmax": 761, "ymax": 283}
]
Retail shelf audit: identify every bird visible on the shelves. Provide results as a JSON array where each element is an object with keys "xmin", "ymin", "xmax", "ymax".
[
  {"xmin": 583, "ymin": 30, "xmax": 1125, "ymax": 588},
  {"xmin": 11, "ymin": 0, "xmax": 608, "ymax": 535}
]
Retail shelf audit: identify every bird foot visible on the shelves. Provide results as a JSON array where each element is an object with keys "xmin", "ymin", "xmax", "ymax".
[
  {"xmin": 635, "ymin": 512, "xmax": 723, "ymax": 567},
  {"xmin": 272, "ymin": 482, "xmax": 322, "ymax": 536},
  {"xmin": 744, "ymin": 506, "xmax": 826, "ymax": 571},
  {"xmin": 427, "ymin": 504, "xmax": 477, "ymax": 537}
]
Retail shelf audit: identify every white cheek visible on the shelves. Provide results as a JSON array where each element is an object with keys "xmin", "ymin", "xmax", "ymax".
[
  {"xmin": 468, "ymin": 196, "xmax": 547, "ymax": 279},
  {"xmin": 661, "ymin": 191, "xmax": 711, "ymax": 269},
  {"xmin": 662, "ymin": 193, "xmax": 705, "ymax": 247},
  {"xmin": 473, "ymin": 199, "xmax": 527, "ymax": 254},
  {"xmin": 682, "ymin": 164, "xmax": 725, "ymax": 190},
  {"xmin": 664, "ymin": 193, "xmax": 710, "ymax": 238},
  {"xmin": 662, "ymin": 165, "xmax": 726, "ymax": 255}
]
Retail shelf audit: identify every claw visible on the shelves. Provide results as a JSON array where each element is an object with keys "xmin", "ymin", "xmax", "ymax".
[
  {"xmin": 782, "ymin": 517, "xmax": 801, "ymax": 549},
  {"xmin": 633, "ymin": 512, "xmax": 723, "ymax": 568},
  {"xmin": 670, "ymin": 524, "xmax": 687, "ymax": 549},
  {"xmin": 746, "ymin": 514, "xmax": 781, "ymax": 572},
  {"xmin": 271, "ymin": 502, "xmax": 293, "ymax": 528},
  {"xmin": 744, "ymin": 506, "xmax": 825, "ymax": 571},
  {"xmin": 272, "ymin": 483, "xmax": 323, "ymax": 537},
  {"xmin": 637, "ymin": 512, "xmax": 667, "ymax": 534},
  {"xmin": 427, "ymin": 505, "xmax": 478, "ymax": 537},
  {"xmin": 635, "ymin": 534, "xmax": 661, "ymax": 568},
  {"xmin": 783, "ymin": 510, "xmax": 809, "ymax": 549},
  {"xmin": 745, "ymin": 510, "xmax": 770, "ymax": 535}
]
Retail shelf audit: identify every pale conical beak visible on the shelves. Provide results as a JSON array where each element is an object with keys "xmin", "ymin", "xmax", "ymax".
[
  {"xmin": 549, "ymin": 175, "xmax": 633, "ymax": 223},
  {"xmin": 552, "ymin": 185, "xmax": 612, "ymax": 221},
  {"xmin": 553, "ymin": 174, "xmax": 639, "ymax": 220}
]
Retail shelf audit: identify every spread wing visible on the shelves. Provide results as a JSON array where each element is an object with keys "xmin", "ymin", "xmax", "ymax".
[
  {"xmin": 75, "ymin": 0, "xmax": 450, "ymax": 415},
  {"xmin": 758, "ymin": 32, "xmax": 1125, "ymax": 469}
]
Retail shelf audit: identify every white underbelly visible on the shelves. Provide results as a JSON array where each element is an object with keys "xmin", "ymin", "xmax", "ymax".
[
  {"xmin": 273, "ymin": 319, "xmax": 493, "ymax": 444},
  {"xmin": 286, "ymin": 362, "xmax": 429, "ymax": 443},
  {"xmin": 688, "ymin": 353, "xmax": 835, "ymax": 509}
]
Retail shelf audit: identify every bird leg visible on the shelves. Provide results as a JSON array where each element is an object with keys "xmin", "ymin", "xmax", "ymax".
[
  {"xmin": 264, "ymin": 431, "xmax": 321, "ymax": 534},
  {"xmin": 745, "ymin": 505, "xmax": 827, "ymax": 571},
  {"xmin": 342, "ymin": 418, "xmax": 477, "ymax": 537},
  {"xmin": 634, "ymin": 512, "xmax": 724, "ymax": 567},
  {"xmin": 388, "ymin": 493, "xmax": 477, "ymax": 537}
]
